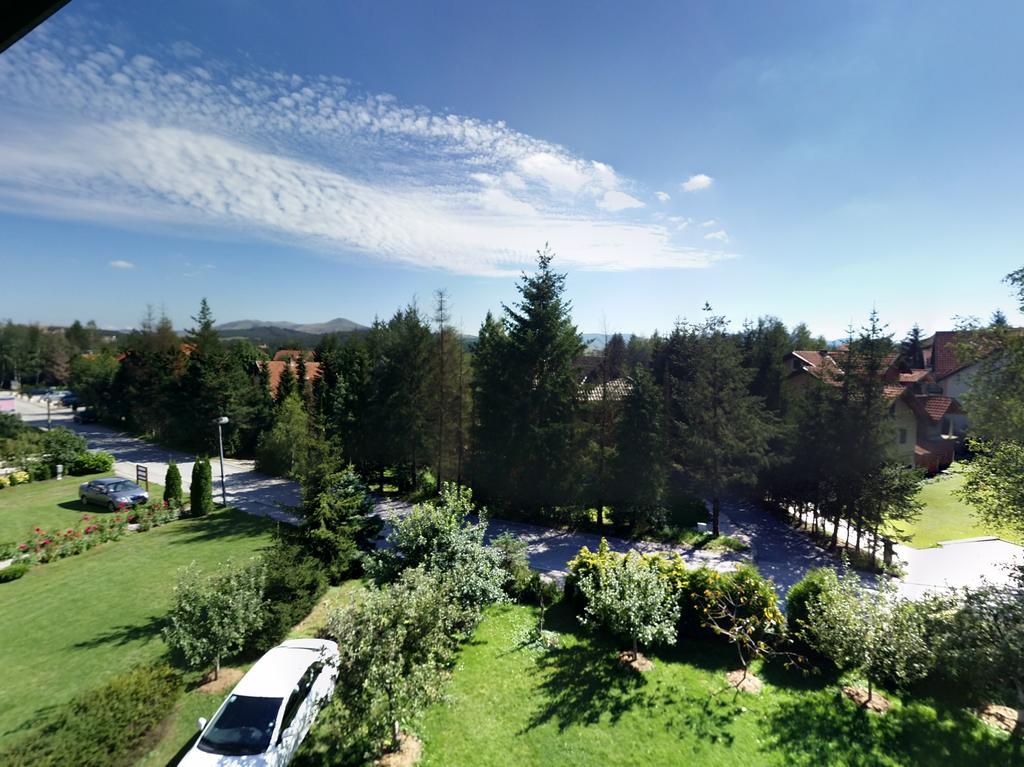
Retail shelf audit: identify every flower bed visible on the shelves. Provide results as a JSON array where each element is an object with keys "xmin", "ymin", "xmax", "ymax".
[{"xmin": 13, "ymin": 501, "xmax": 183, "ymax": 565}]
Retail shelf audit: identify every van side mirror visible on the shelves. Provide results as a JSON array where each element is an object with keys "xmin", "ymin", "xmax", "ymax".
[{"xmin": 197, "ymin": 717, "xmax": 208, "ymax": 731}]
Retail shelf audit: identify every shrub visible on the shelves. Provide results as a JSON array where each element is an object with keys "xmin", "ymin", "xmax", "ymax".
[
  {"xmin": 786, "ymin": 567, "xmax": 836, "ymax": 637},
  {"xmin": 577, "ymin": 551, "xmax": 679, "ymax": 659},
  {"xmin": 41, "ymin": 427, "xmax": 88, "ymax": 469},
  {"xmin": 0, "ymin": 664, "xmax": 181, "ymax": 767},
  {"xmin": 806, "ymin": 569, "xmax": 933, "ymax": 696},
  {"xmin": 492, "ymin": 531, "xmax": 533, "ymax": 600},
  {"xmin": 374, "ymin": 483, "xmax": 507, "ymax": 622},
  {"xmin": 28, "ymin": 462, "xmax": 52, "ymax": 482},
  {"xmin": 67, "ymin": 451, "xmax": 114, "ymax": 475},
  {"xmin": 252, "ymin": 541, "xmax": 328, "ymax": 651},
  {"xmin": 8, "ymin": 470, "xmax": 30, "ymax": 486},
  {"xmin": 189, "ymin": 456, "xmax": 214, "ymax": 516},
  {"xmin": 0, "ymin": 474, "xmax": 8, "ymax": 488},
  {"xmin": 163, "ymin": 559, "xmax": 266, "ymax": 679},
  {"xmin": 0, "ymin": 563, "xmax": 30, "ymax": 583},
  {"xmin": 163, "ymin": 460, "xmax": 183, "ymax": 506}
]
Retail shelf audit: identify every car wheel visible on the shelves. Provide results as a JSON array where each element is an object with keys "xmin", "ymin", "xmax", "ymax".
[
  {"xmin": 79, "ymin": 495, "xmax": 87, "ymax": 505},
  {"xmin": 108, "ymin": 501, "xmax": 117, "ymax": 512}
]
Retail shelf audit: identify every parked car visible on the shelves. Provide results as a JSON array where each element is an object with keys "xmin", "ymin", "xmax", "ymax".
[
  {"xmin": 78, "ymin": 478, "xmax": 148, "ymax": 510},
  {"xmin": 179, "ymin": 639, "xmax": 340, "ymax": 767},
  {"xmin": 73, "ymin": 408, "xmax": 99, "ymax": 423},
  {"xmin": 60, "ymin": 393, "xmax": 79, "ymax": 407}
]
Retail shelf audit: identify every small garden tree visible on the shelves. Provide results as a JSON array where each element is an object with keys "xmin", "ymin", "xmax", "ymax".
[
  {"xmin": 806, "ymin": 569, "xmax": 932, "ymax": 705},
  {"xmin": 163, "ymin": 559, "xmax": 266, "ymax": 679},
  {"xmin": 163, "ymin": 460, "xmax": 183, "ymax": 506},
  {"xmin": 189, "ymin": 457, "xmax": 214, "ymax": 516},
  {"xmin": 577, "ymin": 551, "xmax": 679, "ymax": 663},
  {"xmin": 41, "ymin": 427, "xmax": 87, "ymax": 471},
  {"xmin": 316, "ymin": 567, "xmax": 463, "ymax": 758},
  {"xmin": 375, "ymin": 483, "xmax": 507, "ymax": 618}
]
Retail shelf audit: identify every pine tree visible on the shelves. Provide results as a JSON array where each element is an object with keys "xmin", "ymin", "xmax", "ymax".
[
  {"xmin": 473, "ymin": 247, "xmax": 586, "ymax": 510},
  {"xmin": 610, "ymin": 367, "xmax": 666, "ymax": 530},
  {"xmin": 991, "ymin": 308, "xmax": 1008, "ymax": 327},
  {"xmin": 275, "ymin": 360, "xmax": 297, "ymax": 404},
  {"xmin": 898, "ymin": 324, "xmax": 926, "ymax": 370},
  {"xmin": 190, "ymin": 456, "xmax": 214, "ymax": 516},
  {"xmin": 164, "ymin": 460, "xmax": 183, "ymax": 506},
  {"xmin": 666, "ymin": 307, "xmax": 777, "ymax": 535}
]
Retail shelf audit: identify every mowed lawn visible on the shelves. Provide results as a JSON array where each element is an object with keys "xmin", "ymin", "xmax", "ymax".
[
  {"xmin": 0, "ymin": 508, "xmax": 274, "ymax": 748},
  {"xmin": 890, "ymin": 467, "xmax": 1024, "ymax": 549},
  {"xmin": 416, "ymin": 605, "xmax": 1012, "ymax": 767},
  {"xmin": 0, "ymin": 473, "xmax": 165, "ymax": 545}
]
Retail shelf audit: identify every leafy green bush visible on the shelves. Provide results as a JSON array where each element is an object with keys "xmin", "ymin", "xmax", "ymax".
[
  {"xmin": 492, "ymin": 531, "xmax": 533, "ymax": 600},
  {"xmin": 163, "ymin": 460, "xmax": 183, "ymax": 506},
  {"xmin": 28, "ymin": 462, "xmax": 52, "ymax": 482},
  {"xmin": 67, "ymin": 451, "xmax": 114, "ymax": 475},
  {"xmin": 786, "ymin": 567, "xmax": 836, "ymax": 637},
  {"xmin": 0, "ymin": 664, "xmax": 182, "ymax": 767},
  {"xmin": 41, "ymin": 427, "xmax": 88, "ymax": 469},
  {"xmin": 0, "ymin": 562, "xmax": 29, "ymax": 583}
]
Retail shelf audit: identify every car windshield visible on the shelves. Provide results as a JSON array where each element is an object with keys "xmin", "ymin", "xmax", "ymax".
[
  {"xmin": 198, "ymin": 695, "xmax": 282, "ymax": 756},
  {"xmin": 106, "ymin": 482, "xmax": 133, "ymax": 493}
]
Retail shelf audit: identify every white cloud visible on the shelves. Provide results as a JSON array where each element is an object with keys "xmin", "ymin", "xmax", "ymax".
[
  {"xmin": 682, "ymin": 173, "xmax": 713, "ymax": 192},
  {"xmin": 109, "ymin": 259, "xmax": 135, "ymax": 269},
  {"xmin": 667, "ymin": 216, "xmax": 690, "ymax": 230},
  {"xmin": 704, "ymin": 230, "xmax": 729, "ymax": 242},
  {"xmin": 700, "ymin": 218, "xmax": 717, "ymax": 227},
  {"xmin": 596, "ymin": 190, "xmax": 645, "ymax": 212},
  {"xmin": 0, "ymin": 19, "xmax": 732, "ymax": 275},
  {"xmin": 655, "ymin": 191, "xmax": 670, "ymax": 202}
]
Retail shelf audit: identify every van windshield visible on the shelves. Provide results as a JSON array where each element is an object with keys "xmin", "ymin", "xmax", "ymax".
[{"xmin": 197, "ymin": 695, "xmax": 282, "ymax": 756}]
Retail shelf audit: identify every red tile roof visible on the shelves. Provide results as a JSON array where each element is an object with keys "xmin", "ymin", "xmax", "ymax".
[
  {"xmin": 273, "ymin": 349, "xmax": 308, "ymax": 363},
  {"xmin": 930, "ymin": 331, "xmax": 964, "ymax": 379},
  {"xmin": 261, "ymin": 360, "xmax": 321, "ymax": 396}
]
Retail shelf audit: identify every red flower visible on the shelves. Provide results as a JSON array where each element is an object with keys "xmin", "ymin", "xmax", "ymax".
[{"xmin": 18, "ymin": 543, "xmax": 27, "ymax": 551}]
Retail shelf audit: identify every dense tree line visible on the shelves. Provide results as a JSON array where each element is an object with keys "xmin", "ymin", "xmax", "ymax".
[{"xmin": 4, "ymin": 250, "xmax": 946, "ymax": 547}]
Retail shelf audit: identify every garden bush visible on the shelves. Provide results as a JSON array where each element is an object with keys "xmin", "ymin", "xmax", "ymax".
[
  {"xmin": 300, "ymin": 467, "xmax": 378, "ymax": 583},
  {"xmin": 786, "ymin": 567, "xmax": 836, "ymax": 637},
  {"xmin": 15, "ymin": 513, "xmax": 128, "ymax": 563},
  {"xmin": 7, "ymin": 470, "xmax": 30, "ymax": 486},
  {"xmin": 41, "ymin": 427, "xmax": 88, "ymax": 469},
  {"xmin": 28, "ymin": 462, "xmax": 53, "ymax": 482},
  {"xmin": 190, "ymin": 456, "xmax": 214, "ymax": 516},
  {"xmin": 163, "ymin": 460, "xmax": 183, "ymax": 506},
  {"xmin": 492, "ymin": 531, "xmax": 533, "ymax": 600},
  {"xmin": 68, "ymin": 451, "xmax": 114, "ymax": 475},
  {"xmin": 0, "ymin": 664, "xmax": 182, "ymax": 767},
  {"xmin": 0, "ymin": 562, "xmax": 29, "ymax": 583}
]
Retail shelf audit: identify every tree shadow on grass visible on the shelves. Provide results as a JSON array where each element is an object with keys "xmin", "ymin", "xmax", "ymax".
[
  {"xmin": 72, "ymin": 613, "xmax": 165, "ymax": 650},
  {"xmin": 522, "ymin": 639, "xmax": 650, "ymax": 733},
  {"xmin": 164, "ymin": 510, "xmax": 277, "ymax": 547},
  {"xmin": 763, "ymin": 688, "xmax": 1021, "ymax": 767}
]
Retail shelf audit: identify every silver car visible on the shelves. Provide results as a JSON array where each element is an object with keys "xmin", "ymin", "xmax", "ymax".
[{"xmin": 78, "ymin": 478, "xmax": 149, "ymax": 511}]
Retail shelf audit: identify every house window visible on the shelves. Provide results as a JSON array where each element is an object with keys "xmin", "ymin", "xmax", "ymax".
[{"xmin": 899, "ymin": 428, "xmax": 907, "ymax": 445}]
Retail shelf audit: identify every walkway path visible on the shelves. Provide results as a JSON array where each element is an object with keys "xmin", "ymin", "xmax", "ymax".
[
  {"xmin": 11, "ymin": 395, "xmax": 300, "ymax": 524},
  {"xmin": 372, "ymin": 498, "xmax": 748, "ymax": 583}
]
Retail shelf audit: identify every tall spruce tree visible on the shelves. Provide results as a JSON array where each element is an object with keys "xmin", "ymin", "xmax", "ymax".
[
  {"xmin": 471, "ymin": 248, "xmax": 585, "ymax": 509},
  {"xmin": 898, "ymin": 324, "xmax": 926, "ymax": 370},
  {"xmin": 610, "ymin": 367, "xmax": 666, "ymax": 530},
  {"xmin": 666, "ymin": 307, "xmax": 777, "ymax": 535}
]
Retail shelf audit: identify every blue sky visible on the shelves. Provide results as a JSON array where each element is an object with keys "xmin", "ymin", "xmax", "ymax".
[{"xmin": 1, "ymin": 0, "xmax": 1023, "ymax": 338}]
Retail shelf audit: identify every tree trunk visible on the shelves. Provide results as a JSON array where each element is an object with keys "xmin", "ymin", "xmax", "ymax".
[
  {"xmin": 712, "ymin": 496, "xmax": 721, "ymax": 536},
  {"xmin": 214, "ymin": 655, "xmax": 220, "ymax": 681},
  {"xmin": 632, "ymin": 636, "xmax": 639, "ymax": 662},
  {"xmin": 392, "ymin": 718, "xmax": 401, "ymax": 751},
  {"xmin": 830, "ymin": 515, "xmax": 840, "ymax": 549}
]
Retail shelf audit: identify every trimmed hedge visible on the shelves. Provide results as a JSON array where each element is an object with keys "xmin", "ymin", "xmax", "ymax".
[
  {"xmin": 0, "ymin": 664, "xmax": 182, "ymax": 767},
  {"xmin": 68, "ymin": 451, "xmax": 115, "ymax": 476},
  {"xmin": 0, "ymin": 562, "xmax": 29, "ymax": 583}
]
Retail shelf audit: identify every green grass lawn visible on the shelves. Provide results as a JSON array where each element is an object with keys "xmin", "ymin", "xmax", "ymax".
[
  {"xmin": 0, "ymin": 508, "xmax": 274, "ymax": 749},
  {"xmin": 415, "ymin": 604, "xmax": 1013, "ymax": 767},
  {"xmin": 0, "ymin": 473, "xmax": 165, "ymax": 546},
  {"xmin": 888, "ymin": 467, "xmax": 1024, "ymax": 549}
]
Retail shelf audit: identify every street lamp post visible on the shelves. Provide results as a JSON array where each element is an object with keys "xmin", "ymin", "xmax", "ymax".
[{"xmin": 214, "ymin": 416, "xmax": 229, "ymax": 508}]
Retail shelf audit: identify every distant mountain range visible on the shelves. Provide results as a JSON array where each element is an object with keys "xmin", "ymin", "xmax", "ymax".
[{"xmin": 216, "ymin": 318, "xmax": 367, "ymax": 334}]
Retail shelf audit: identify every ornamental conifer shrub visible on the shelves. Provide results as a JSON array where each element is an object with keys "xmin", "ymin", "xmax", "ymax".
[
  {"xmin": 190, "ymin": 456, "xmax": 214, "ymax": 516},
  {"xmin": 163, "ymin": 460, "xmax": 183, "ymax": 506}
]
